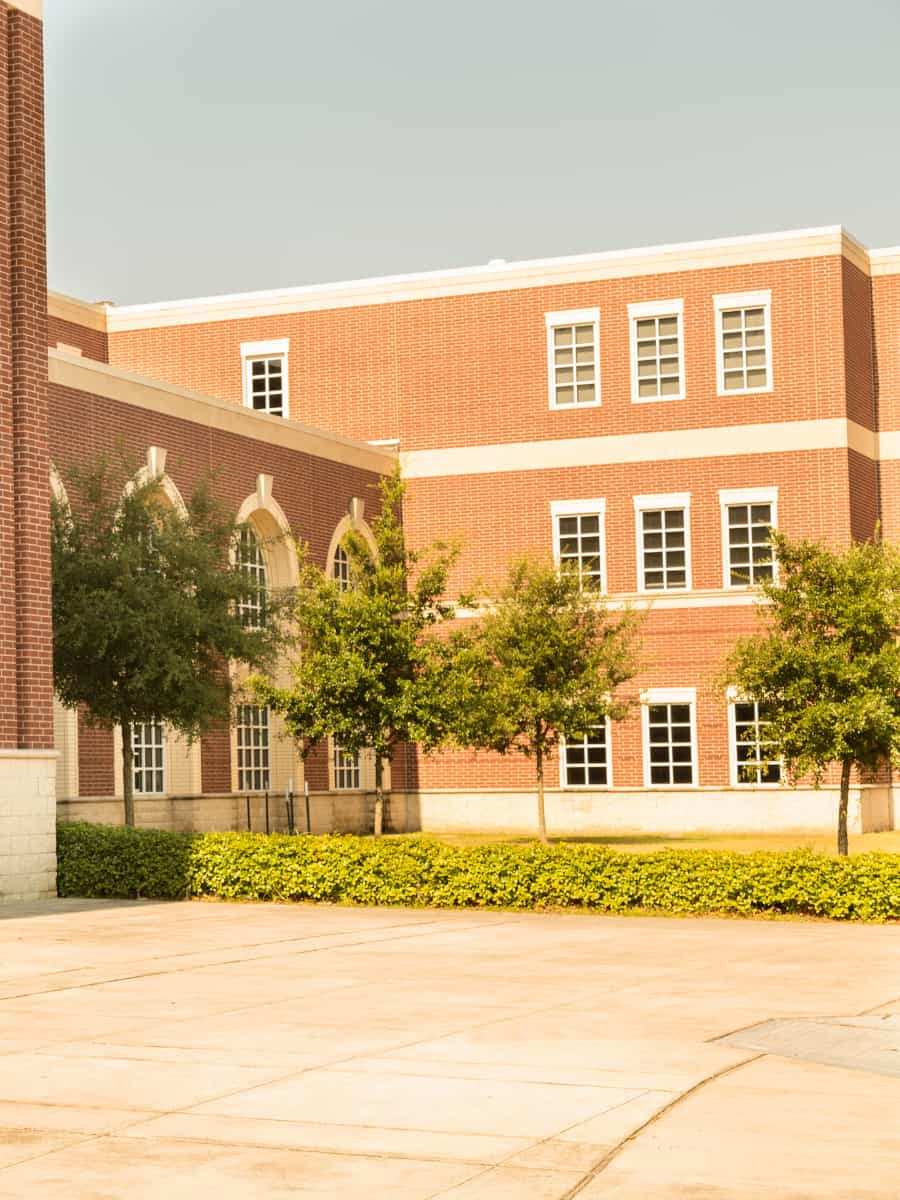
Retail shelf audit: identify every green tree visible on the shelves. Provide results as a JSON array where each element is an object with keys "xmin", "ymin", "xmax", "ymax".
[
  {"xmin": 437, "ymin": 557, "xmax": 643, "ymax": 843},
  {"xmin": 252, "ymin": 470, "xmax": 458, "ymax": 837},
  {"xmin": 726, "ymin": 531, "xmax": 900, "ymax": 855},
  {"xmin": 52, "ymin": 453, "xmax": 289, "ymax": 826}
]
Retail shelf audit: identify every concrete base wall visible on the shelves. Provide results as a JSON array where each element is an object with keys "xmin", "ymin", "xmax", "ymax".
[
  {"xmin": 57, "ymin": 790, "xmax": 376, "ymax": 836},
  {"xmin": 0, "ymin": 750, "xmax": 57, "ymax": 901},
  {"xmin": 389, "ymin": 786, "xmax": 896, "ymax": 836},
  {"xmin": 57, "ymin": 784, "xmax": 896, "ymax": 839}
]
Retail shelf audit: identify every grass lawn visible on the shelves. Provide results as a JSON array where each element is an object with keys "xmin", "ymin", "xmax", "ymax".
[{"xmin": 408, "ymin": 830, "xmax": 900, "ymax": 856}]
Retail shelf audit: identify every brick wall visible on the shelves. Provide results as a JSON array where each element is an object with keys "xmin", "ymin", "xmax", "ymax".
[
  {"xmin": 48, "ymin": 313, "xmax": 108, "ymax": 362},
  {"xmin": 108, "ymin": 256, "xmax": 849, "ymax": 451}
]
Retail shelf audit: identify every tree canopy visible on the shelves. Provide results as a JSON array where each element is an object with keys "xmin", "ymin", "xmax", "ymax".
[
  {"xmin": 52, "ymin": 452, "xmax": 289, "ymax": 824},
  {"xmin": 435, "ymin": 557, "xmax": 643, "ymax": 841},
  {"xmin": 252, "ymin": 469, "xmax": 459, "ymax": 835},
  {"xmin": 726, "ymin": 531, "xmax": 900, "ymax": 854}
]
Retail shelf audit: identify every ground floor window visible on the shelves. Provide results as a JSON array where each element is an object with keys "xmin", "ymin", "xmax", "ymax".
[
  {"xmin": 732, "ymin": 700, "xmax": 782, "ymax": 784},
  {"xmin": 333, "ymin": 742, "xmax": 361, "ymax": 790},
  {"xmin": 561, "ymin": 725, "xmax": 609, "ymax": 787},
  {"xmin": 644, "ymin": 694, "xmax": 695, "ymax": 786},
  {"xmin": 237, "ymin": 704, "xmax": 270, "ymax": 791},
  {"xmin": 132, "ymin": 721, "xmax": 165, "ymax": 795}
]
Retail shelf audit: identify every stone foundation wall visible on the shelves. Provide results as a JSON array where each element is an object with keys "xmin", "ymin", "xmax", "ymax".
[
  {"xmin": 0, "ymin": 750, "xmax": 57, "ymax": 900},
  {"xmin": 57, "ymin": 784, "xmax": 895, "ymax": 840},
  {"xmin": 391, "ymin": 786, "xmax": 895, "ymax": 836}
]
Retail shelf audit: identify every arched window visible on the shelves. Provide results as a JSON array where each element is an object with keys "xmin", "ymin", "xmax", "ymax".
[
  {"xmin": 237, "ymin": 525, "xmax": 268, "ymax": 628},
  {"xmin": 333, "ymin": 543, "xmax": 351, "ymax": 592}
]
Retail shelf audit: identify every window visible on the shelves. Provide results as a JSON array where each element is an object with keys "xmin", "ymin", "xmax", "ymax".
[
  {"xmin": 629, "ymin": 300, "xmax": 684, "ymax": 402},
  {"xmin": 714, "ymin": 291, "xmax": 772, "ymax": 395},
  {"xmin": 634, "ymin": 493, "xmax": 691, "ymax": 592},
  {"xmin": 731, "ymin": 698, "xmax": 782, "ymax": 785},
  {"xmin": 333, "ymin": 743, "xmax": 361, "ymax": 790},
  {"xmin": 236, "ymin": 704, "xmax": 270, "ymax": 792},
  {"xmin": 545, "ymin": 308, "xmax": 601, "ymax": 409},
  {"xmin": 719, "ymin": 488, "xmax": 777, "ymax": 588},
  {"xmin": 550, "ymin": 499, "xmax": 606, "ymax": 591},
  {"xmin": 642, "ymin": 689, "xmax": 696, "ymax": 786},
  {"xmin": 241, "ymin": 339, "xmax": 289, "ymax": 418},
  {"xmin": 237, "ymin": 526, "xmax": 267, "ymax": 628},
  {"xmin": 333, "ymin": 544, "xmax": 351, "ymax": 592},
  {"xmin": 560, "ymin": 725, "xmax": 610, "ymax": 787},
  {"xmin": 132, "ymin": 721, "xmax": 165, "ymax": 795}
]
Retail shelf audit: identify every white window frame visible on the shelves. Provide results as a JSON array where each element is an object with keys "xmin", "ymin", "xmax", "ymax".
[
  {"xmin": 545, "ymin": 308, "xmax": 601, "ymax": 411},
  {"xmin": 633, "ymin": 492, "xmax": 692, "ymax": 593},
  {"xmin": 236, "ymin": 524, "xmax": 268, "ymax": 629},
  {"xmin": 713, "ymin": 290, "xmax": 773, "ymax": 397},
  {"xmin": 559, "ymin": 720, "xmax": 612, "ymax": 789},
  {"xmin": 331, "ymin": 741, "xmax": 362, "ymax": 791},
  {"xmin": 628, "ymin": 299, "xmax": 685, "ymax": 404},
  {"xmin": 641, "ymin": 687, "xmax": 697, "ymax": 788},
  {"xmin": 236, "ymin": 704, "xmax": 271, "ymax": 793},
  {"xmin": 241, "ymin": 338, "xmax": 290, "ymax": 418},
  {"xmin": 727, "ymin": 690, "xmax": 783, "ymax": 788},
  {"xmin": 332, "ymin": 543, "xmax": 351, "ymax": 592},
  {"xmin": 550, "ymin": 498, "xmax": 607, "ymax": 592},
  {"xmin": 131, "ymin": 721, "xmax": 166, "ymax": 796},
  {"xmin": 719, "ymin": 487, "xmax": 779, "ymax": 590}
]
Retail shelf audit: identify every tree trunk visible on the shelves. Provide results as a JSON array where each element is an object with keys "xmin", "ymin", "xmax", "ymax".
[
  {"xmin": 121, "ymin": 721, "xmax": 135, "ymax": 828},
  {"xmin": 536, "ymin": 744, "xmax": 548, "ymax": 844},
  {"xmin": 373, "ymin": 755, "xmax": 384, "ymax": 839},
  {"xmin": 837, "ymin": 757, "xmax": 852, "ymax": 857}
]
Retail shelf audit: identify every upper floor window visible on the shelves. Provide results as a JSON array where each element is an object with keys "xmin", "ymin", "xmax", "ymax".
[
  {"xmin": 730, "ymin": 698, "xmax": 782, "ymax": 785},
  {"xmin": 633, "ymin": 492, "xmax": 691, "ymax": 592},
  {"xmin": 545, "ymin": 308, "xmax": 601, "ymax": 409},
  {"xmin": 237, "ymin": 525, "xmax": 267, "ymax": 628},
  {"xmin": 550, "ymin": 498, "xmax": 606, "ymax": 591},
  {"xmin": 333, "ymin": 742, "xmax": 361, "ymax": 790},
  {"xmin": 714, "ymin": 291, "xmax": 772, "ymax": 395},
  {"xmin": 241, "ymin": 339, "xmax": 289, "ymax": 418},
  {"xmin": 236, "ymin": 704, "xmax": 270, "ymax": 792},
  {"xmin": 560, "ymin": 724, "xmax": 610, "ymax": 788},
  {"xmin": 132, "ymin": 721, "xmax": 165, "ymax": 795},
  {"xmin": 719, "ymin": 487, "xmax": 777, "ymax": 588},
  {"xmin": 629, "ymin": 299, "xmax": 684, "ymax": 403}
]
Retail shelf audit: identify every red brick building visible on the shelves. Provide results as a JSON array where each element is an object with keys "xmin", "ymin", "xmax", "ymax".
[
  {"xmin": 92, "ymin": 227, "xmax": 898, "ymax": 838},
  {"xmin": 4, "ymin": 2, "xmax": 900, "ymax": 901}
]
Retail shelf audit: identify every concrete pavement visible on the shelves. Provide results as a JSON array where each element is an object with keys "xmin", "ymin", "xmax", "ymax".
[{"xmin": 0, "ymin": 899, "xmax": 898, "ymax": 1197}]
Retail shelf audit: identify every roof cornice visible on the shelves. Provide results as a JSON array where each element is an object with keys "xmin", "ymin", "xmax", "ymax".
[{"xmin": 105, "ymin": 226, "xmax": 862, "ymax": 332}]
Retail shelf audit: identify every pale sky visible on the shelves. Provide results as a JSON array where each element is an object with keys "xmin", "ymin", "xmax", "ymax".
[{"xmin": 45, "ymin": 0, "xmax": 900, "ymax": 305}]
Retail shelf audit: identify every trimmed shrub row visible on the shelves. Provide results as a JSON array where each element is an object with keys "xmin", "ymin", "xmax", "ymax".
[{"xmin": 56, "ymin": 822, "xmax": 900, "ymax": 921}]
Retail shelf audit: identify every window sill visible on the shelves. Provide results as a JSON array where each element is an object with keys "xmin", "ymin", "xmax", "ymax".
[
  {"xmin": 548, "ymin": 400, "xmax": 602, "ymax": 412},
  {"xmin": 716, "ymin": 385, "xmax": 773, "ymax": 398},
  {"xmin": 631, "ymin": 393, "xmax": 686, "ymax": 404}
]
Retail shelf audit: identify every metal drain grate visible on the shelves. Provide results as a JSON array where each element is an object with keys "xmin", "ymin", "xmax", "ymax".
[{"xmin": 721, "ymin": 1015, "xmax": 900, "ymax": 1078}]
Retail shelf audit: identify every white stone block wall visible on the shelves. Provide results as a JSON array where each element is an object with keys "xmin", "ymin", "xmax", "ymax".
[
  {"xmin": 0, "ymin": 750, "xmax": 57, "ymax": 900},
  {"xmin": 396, "ymin": 786, "xmax": 896, "ymax": 836}
]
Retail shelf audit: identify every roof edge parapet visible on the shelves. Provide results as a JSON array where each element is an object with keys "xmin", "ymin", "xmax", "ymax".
[
  {"xmin": 104, "ymin": 225, "xmax": 861, "ymax": 332},
  {"xmin": 48, "ymin": 291, "xmax": 110, "ymax": 333}
]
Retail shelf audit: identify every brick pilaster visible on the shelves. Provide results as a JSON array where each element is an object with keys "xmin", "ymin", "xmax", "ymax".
[{"xmin": 8, "ymin": 2, "xmax": 51, "ymax": 750}]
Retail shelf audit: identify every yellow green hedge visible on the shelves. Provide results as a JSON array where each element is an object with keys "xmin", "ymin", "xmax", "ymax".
[{"xmin": 56, "ymin": 822, "xmax": 900, "ymax": 921}]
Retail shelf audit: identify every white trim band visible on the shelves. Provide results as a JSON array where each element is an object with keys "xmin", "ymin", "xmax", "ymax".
[{"xmin": 401, "ymin": 418, "xmax": 875, "ymax": 479}]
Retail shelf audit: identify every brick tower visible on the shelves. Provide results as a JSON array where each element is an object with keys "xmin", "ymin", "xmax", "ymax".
[{"xmin": 0, "ymin": 0, "xmax": 56, "ymax": 901}]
